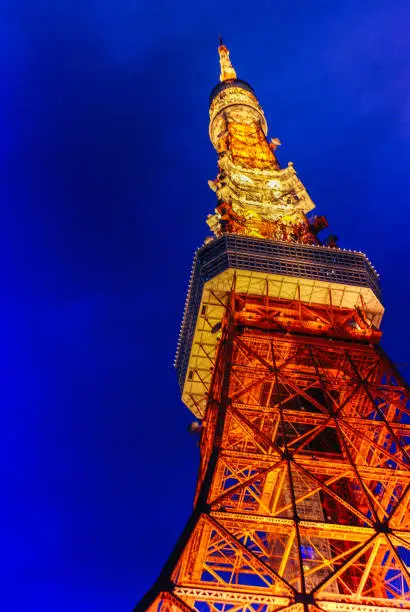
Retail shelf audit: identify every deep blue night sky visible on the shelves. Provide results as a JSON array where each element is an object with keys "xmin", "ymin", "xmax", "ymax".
[{"xmin": 2, "ymin": 1, "xmax": 410, "ymax": 610}]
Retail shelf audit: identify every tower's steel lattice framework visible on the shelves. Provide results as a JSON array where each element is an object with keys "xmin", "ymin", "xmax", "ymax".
[{"xmin": 136, "ymin": 44, "xmax": 410, "ymax": 612}]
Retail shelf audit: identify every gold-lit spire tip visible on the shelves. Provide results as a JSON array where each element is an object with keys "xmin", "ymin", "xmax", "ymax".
[{"xmin": 218, "ymin": 38, "xmax": 237, "ymax": 82}]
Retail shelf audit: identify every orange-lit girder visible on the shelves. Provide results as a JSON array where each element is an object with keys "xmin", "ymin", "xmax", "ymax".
[{"xmin": 137, "ymin": 293, "xmax": 410, "ymax": 612}]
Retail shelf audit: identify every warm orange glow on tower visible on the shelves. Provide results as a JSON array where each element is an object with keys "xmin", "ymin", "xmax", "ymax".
[{"xmin": 135, "ymin": 44, "xmax": 410, "ymax": 612}]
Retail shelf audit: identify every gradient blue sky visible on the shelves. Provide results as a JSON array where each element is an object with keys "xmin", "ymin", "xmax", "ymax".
[{"xmin": 2, "ymin": 1, "xmax": 410, "ymax": 610}]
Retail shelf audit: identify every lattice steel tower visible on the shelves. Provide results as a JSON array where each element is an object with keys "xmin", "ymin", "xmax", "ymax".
[{"xmin": 135, "ymin": 43, "xmax": 410, "ymax": 612}]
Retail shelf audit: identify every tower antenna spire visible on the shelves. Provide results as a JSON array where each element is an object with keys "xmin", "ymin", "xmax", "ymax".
[{"xmin": 217, "ymin": 37, "xmax": 237, "ymax": 82}]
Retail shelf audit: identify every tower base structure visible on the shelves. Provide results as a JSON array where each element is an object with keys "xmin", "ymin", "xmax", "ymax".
[{"xmin": 136, "ymin": 279, "xmax": 410, "ymax": 612}]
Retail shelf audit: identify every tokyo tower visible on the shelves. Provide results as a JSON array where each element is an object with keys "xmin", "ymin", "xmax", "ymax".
[{"xmin": 135, "ymin": 42, "xmax": 410, "ymax": 612}]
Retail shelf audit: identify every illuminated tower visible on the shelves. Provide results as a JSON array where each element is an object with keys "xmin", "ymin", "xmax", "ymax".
[{"xmin": 135, "ymin": 43, "xmax": 410, "ymax": 612}]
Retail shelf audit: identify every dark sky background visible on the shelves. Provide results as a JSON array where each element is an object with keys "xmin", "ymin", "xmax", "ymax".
[{"xmin": 2, "ymin": 1, "xmax": 410, "ymax": 610}]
